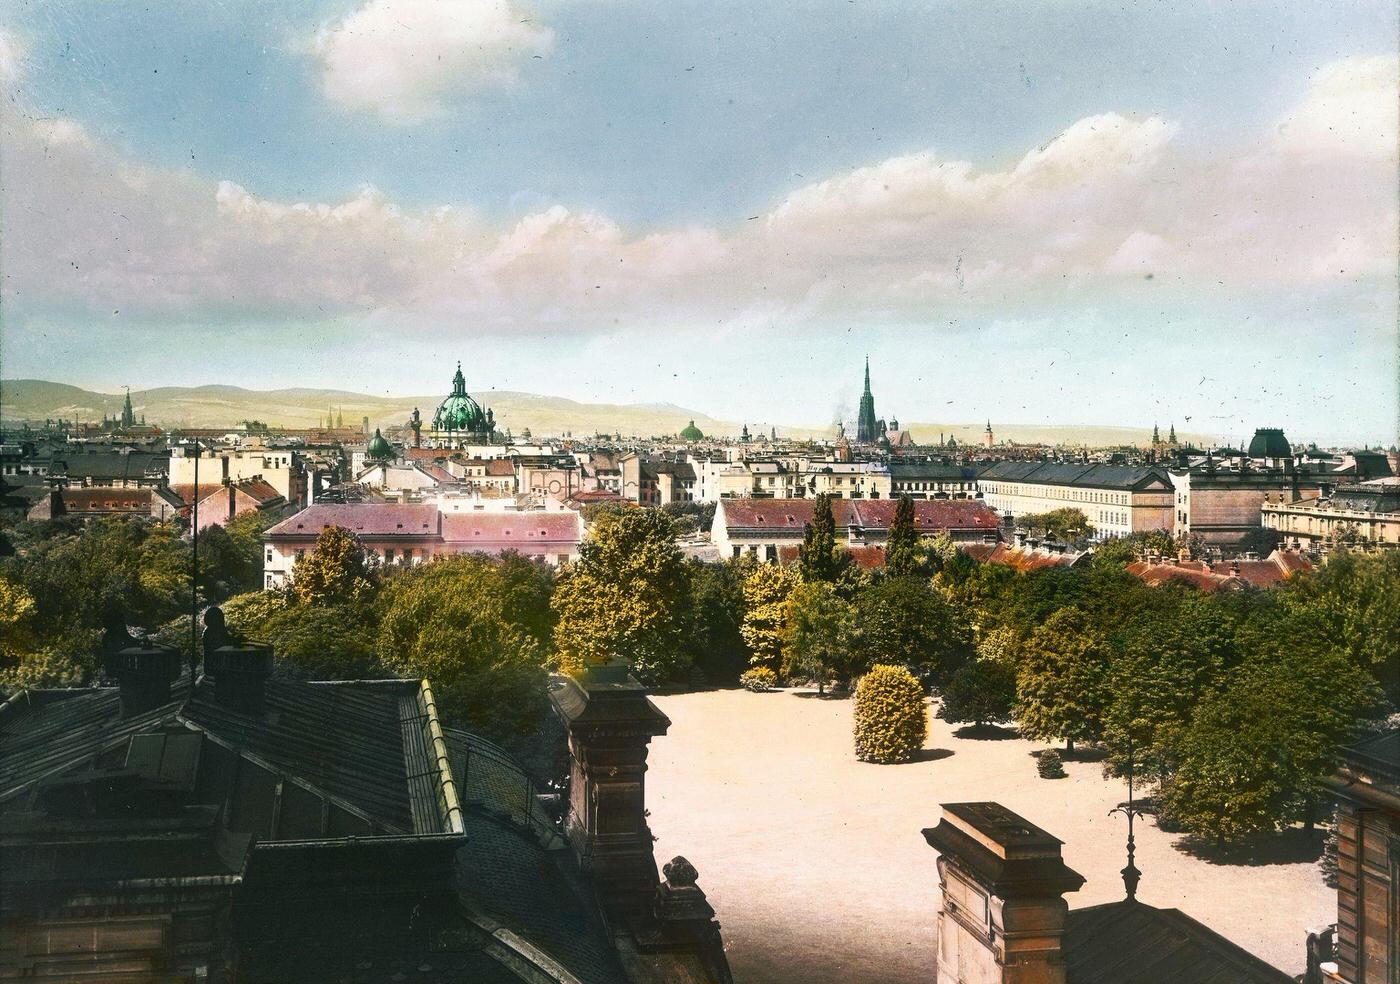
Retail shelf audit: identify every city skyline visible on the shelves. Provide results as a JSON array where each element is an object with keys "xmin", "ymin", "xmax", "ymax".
[{"xmin": 1, "ymin": 1, "xmax": 1397, "ymax": 443}]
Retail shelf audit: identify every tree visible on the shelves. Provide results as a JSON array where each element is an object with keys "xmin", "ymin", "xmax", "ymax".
[
  {"xmin": 551, "ymin": 509, "xmax": 691, "ymax": 684},
  {"xmin": 1014, "ymin": 608, "xmax": 1112, "ymax": 753},
  {"xmin": 740, "ymin": 562, "xmax": 800, "ymax": 674},
  {"xmin": 853, "ymin": 664, "xmax": 928, "ymax": 763},
  {"xmin": 1280, "ymin": 549, "xmax": 1400, "ymax": 702},
  {"xmin": 1091, "ymin": 529, "xmax": 1174, "ymax": 567},
  {"xmin": 884, "ymin": 495, "xmax": 924, "ymax": 577},
  {"xmin": 1015, "ymin": 507, "xmax": 1093, "ymax": 541},
  {"xmin": 291, "ymin": 525, "xmax": 376, "ymax": 606},
  {"xmin": 1161, "ymin": 628, "xmax": 1382, "ymax": 844},
  {"xmin": 0, "ymin": 576, "xmax": 100, "ymax": 690},
  {"xmin": 799, "ymin": 493, "xmax": 841, "ymax": 582},
  {"xmin": 853, "ymin": 577, "xmax": 972, "ymax": 689},
  {"xmin": 781, "ymin": 581, "xmax": 855, "ymax": 694},
  {"xmin": 939, "ymin": 658, "xmax": 1018, "ymax": 730},
  {"xmin": 379, "ymin": 557, "xmax": 549, "ymax": 737},
  {"xmin": 686, "ymin": 559, "xmax": 750, "ymax": 684}
]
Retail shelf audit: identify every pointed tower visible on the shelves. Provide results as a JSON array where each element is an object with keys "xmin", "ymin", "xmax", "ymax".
[
  {"xmin": 121, "ymin": 387, "xmax": 136, "ymax": 428},
  {"xmin": 1168, "ymin": 422, "xmax": 1177, "ymax": 445},
  {"xmin": 856, "ymin": 357, "xmax": 879, "ymax": 443},
  {"xmin": 984, "ymin": 419, "xmax": 994, "ymax": 448},
  {"xmin": 1151, "ymin": 422, "xmax": 1160, "ymax": 444}
]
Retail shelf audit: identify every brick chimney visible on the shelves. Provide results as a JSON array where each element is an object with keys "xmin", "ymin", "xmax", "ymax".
[
  {"xmin": 923, "ymin": 802, "xmax": 1085, "ymax": 984},
  {"xmin": 101, "ymin": 614, "xmax": 182, "ymax": 718},
  {"xmin": 201, "ymin": 606, "xmax": 272, "ymax": 715},
  {"xmin": 549, "ymin": 660, "xmax": 670, "ymax": 917}
]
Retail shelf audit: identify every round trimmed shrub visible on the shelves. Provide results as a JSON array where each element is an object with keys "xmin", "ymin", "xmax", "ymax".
[
  {"xmin": 853, "ymin": 664, "xmax": 928, "ymax": 763},
  {"xmin": 1037, "ymin": 749, "xmax": 1067, "ymax": 779},
  {"xmin": 740, "ymin": 667, "xmax": 778, "ymax": 692}
]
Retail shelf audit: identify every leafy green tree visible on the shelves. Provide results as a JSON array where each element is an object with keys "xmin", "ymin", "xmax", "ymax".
[
  {"xmin": 1091, "ymin": 529, "xmax": 1175, "ymax": 567},
  {"xmin": 379, "ymin": 557, "xmax": 549, "ymax": 737},
  {"xmin": 686, "ymin": 559, "xmax": 750, "ymax": 683},
  {"xmin": 939, "ymin": 658, "xmax": 1018, "ymax": 730},
  {"xmin": 221, "ymin": 589, "xmax": 291, "ymax": 636},
  {"xmin": 739, "ymin": 562, "xmax": 800, "ymax": 674},
  {"xmin": 1162, "ymin": 626, "xmax": 1383, "ymax": 844},
  {"xmin": 1280, "ymin": 549, "xmax": 1400, "ymax": 701},
  {"xmin": 853, "ymin": 577, "xmax": 972, "ymax": 689},
  {"xmin": 1015, "ymin": 608, "xmax": 1112, "ymax": 753},
  {"xmin": 781, "ymin": 581, "xmax": 856, "ymax": 694},
  {"xmin": 1015, "ymin": 507, "xmax": 1093, "ymax": 541},
  {"xmin": 884, "ymin": 495, "xmax": 925, "ymax": 577},
  {"xmin": 291, "ymin": 525, "xmax": 377, "ymax": 606},
  {"xmin": 552, "ymin": 508, "xmax": 690, "ymax": 684},
  {"xmin": 799, "ymin": 493, "xmax": 841, "ymax": 582},
  {"xmin": 0, "ymin": 576, "xmax": 100, "ymax": 690}
]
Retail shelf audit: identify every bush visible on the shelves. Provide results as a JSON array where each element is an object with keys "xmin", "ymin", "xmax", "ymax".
[
  {"xmin": 740, "ymin": 667, "xmax": 777, "ymax": 692},
  {"xmin": 1037, "ymin": 749, "xmax": 1066, "ymax": 779},
  {"xmin": 852, "ymin": 664, "xmax": 927, "ymax": 763}
]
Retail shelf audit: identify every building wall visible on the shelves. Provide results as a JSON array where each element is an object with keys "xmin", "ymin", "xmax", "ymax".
[
  {"xmin": 1172, "ymin": 472, "xmax": 1325, "ymax": 545},
  {"xmin": 979, "ymin": 479, "xmax": 1172, "ymax": 539},
  {"xmin": 1263, "ymin": 499, "xmax": 1400, "ymax": 550},
  {"xmin": 1333, "ymin": 801, "xmax": 1398, "ymax": 983},
  {"xmin": 171, "ymin": 450, "xmax": 305, "ymax": 506}
]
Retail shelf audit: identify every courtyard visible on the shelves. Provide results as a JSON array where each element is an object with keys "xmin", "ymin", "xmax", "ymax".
[{"xmin": 647, "ymin": 688, "xmax": 1331, "ymax": 984}]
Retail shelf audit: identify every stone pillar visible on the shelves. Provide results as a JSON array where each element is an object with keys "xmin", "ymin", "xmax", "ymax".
[
  {"xmin": 923, "ymin": 803, "xmax": 1085, "ymax": 984},
  {"xmin": 550, "ymin": 661, "xmax": 670, "ymax": 917}
]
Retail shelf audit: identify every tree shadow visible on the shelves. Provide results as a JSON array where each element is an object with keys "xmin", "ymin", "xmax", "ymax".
[
  {"xmin": 952, "ymin": 723, "xmax": 1020, "ymax": 741},
  {"xmin": 1173, "ymin": 827, "xmax": 1324, "ymax": 866},
  {"xmin": 1027, "ymin": 745, "xmax": 1108, "ymax": 763},
  {"xmin": 792, "ymin": 690, "xmax": 850, "ymax": 700},
  {"xmin": 907, "ymin": 748, "xmax": 955, "ymax": 763}
]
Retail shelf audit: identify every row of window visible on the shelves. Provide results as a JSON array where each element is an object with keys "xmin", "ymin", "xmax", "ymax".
[{"xmin": 983, "ymin": 483, "xmax": 1132, "ymax": 506}]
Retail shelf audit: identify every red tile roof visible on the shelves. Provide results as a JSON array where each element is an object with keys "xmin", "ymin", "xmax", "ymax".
[
  {"xmin": 720, "ymin": 497, "xmax": 1000, "ymax": 533},
  {"xmin": 441, "ymin": 512, "xmax": 582, "ymax": 546},
  {"xmin": 979, "ymin": 543, "xmax": 1085, "ymax": 571},
  {"xmin": 1126, "ymin": 550, "xmax": 1310, "ymax": 592},
  {"xmin": 235, "ymin": 477, "xmax": 283, "ymax": 504},
  {"xmin": 58, "ymin": 488, "xmax": 151, "ymax": 511},
  {"xmin": 266, "ymin": 503, "xmax": 440, "ymax": 538}
]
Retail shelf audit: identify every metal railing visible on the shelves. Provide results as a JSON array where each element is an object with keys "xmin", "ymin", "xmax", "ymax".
[{"xmin": 450, "ymin": 731, "xmax": 566, "ymax": 850}]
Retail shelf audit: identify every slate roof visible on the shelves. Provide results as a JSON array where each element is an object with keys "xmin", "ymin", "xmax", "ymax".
[
  {"xmin": 48, "ymin": 451, "xmax": 166, "ymax": 483},
  {"xmin": 1065, "ymin": 899, "xmax": 1292, "ymax": 984},
  {"xmin": 889, "ymin": 462, "xmax": 978, "ymax": 482},
  {"xmin": 0, "ymin": 676, "xmax": 460, "ymax": 838},
  {"xmin": 978, "ymin": 461, "xmax": 1170, "ymax": 490}
]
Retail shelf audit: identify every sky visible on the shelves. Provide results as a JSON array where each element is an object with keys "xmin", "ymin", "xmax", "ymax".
[{"xmin": 0, "ymin": 0, "xmax": 1396, "ymax": 444}]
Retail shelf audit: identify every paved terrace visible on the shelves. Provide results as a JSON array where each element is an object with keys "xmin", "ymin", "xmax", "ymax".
[{"xmin": 648, "ymin": 689, "xmax": 1329, "ymax": 984}]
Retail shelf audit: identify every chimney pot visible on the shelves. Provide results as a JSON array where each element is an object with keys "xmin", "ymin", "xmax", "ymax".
[
  {"xmin": 101, "ymin": 616, "xmax": 181, "ymax": 717},
  {"xmin": 201, "ymin": 606, "xmax": 272, "ymax": 715}
]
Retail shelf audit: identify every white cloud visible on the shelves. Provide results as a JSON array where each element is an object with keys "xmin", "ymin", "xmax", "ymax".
[
  {"xmin": 312, "ymin": 0, "xmax": 553, "ymax": 123},
  {"xmin": 1274, "ymin": 55, "xmax": 1399, "ymax": 159},
  {"xmin": 0, "ymin": 29, "xmax": 23, "ymax": 85},
  {"xmin": 0, "ymin": 57, "xmax": 1393, "ymax": 342}
]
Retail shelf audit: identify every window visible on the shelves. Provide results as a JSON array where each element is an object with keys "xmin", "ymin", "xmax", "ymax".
[{"xmin": 384, "ymin": 548, "xmax": 396, "ymax": 562}]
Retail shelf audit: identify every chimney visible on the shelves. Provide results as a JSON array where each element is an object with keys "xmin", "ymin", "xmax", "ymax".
[
  {"xmin": 101, "ymin": 614, "xmax": 182, "ymax": 718},
  {"xmin": 550, "ymin": 659, "xmax": 670, "ymax": 917},
  {"xmin": 1013, "ymin": 528, "xmax": 1027, "ymax": 549},
  {"xmin": 201, "ymin": 606, "xmax": 272, "ymax": 715},
  {"xmin": 923, "ymin": 802, "xmax": 1084, "ymax": 984}
]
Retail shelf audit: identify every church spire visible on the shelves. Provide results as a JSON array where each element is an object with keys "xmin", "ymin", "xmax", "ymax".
[
  {"xmin": 121, "ymin": 387, "xmax": 135, "ymax": 428},
  {"xmin": 856, "ymin": 356, "xmax": 879, "ymax": 443}
]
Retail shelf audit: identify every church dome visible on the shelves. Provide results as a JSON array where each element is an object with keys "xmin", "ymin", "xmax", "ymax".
[
  {"xmin": 433, "ymin": 362, "xmax": 491, "ymax": 434},
  {"xmin": 366, "ymin": 428, "xmax": 394, "ymax": 461},
  {"xmin": 680, "ymin": 420, "xmax": 704, "ymax": 441}
]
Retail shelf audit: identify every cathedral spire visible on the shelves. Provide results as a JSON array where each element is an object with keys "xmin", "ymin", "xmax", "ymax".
[{"xmin": 856, "ymin": 357, "xmax": 879, "ymax": 443}]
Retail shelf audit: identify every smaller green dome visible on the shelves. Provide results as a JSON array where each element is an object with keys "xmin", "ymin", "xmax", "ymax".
[
  {"xmin": 680, "ymin": 420, "xmax": 704, "ymax": 441},
  {"xmin": 366, "ymin": 427, "xmax": 394, "ymax": 461}
]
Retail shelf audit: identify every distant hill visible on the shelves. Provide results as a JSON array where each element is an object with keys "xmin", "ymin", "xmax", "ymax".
[
  {"xmin": 0, "ymin": 379, "xmax": 771, "ymax": 439},
  {"xmin": 0, "ymin": 379, "xmax": 1211, "ymax": 447}
]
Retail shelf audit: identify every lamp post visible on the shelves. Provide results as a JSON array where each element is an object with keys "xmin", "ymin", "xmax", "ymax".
[
  {"xmin": 189, "ymin": 440, "xmax": 202, "ymax": 680},
  {"xmin": 1108, "ymin": 735, "xmax": 1148, "ymax": 902}
]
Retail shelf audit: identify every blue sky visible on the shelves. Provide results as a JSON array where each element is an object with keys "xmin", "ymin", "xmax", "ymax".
[{"xmin": 1, "ymin": 0, "xmax": 1396, "ymax": 442}]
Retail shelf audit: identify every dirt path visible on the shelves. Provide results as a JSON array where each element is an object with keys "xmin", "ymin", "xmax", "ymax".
[{"xmin": 647, "ymin": 688, "xmax": 1329, "ymax": 984}]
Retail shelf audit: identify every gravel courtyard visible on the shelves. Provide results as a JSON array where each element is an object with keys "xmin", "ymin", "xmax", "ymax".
[{"xmin": 647, "ymin": 688, "xmax": 1330, "ymax": 984}]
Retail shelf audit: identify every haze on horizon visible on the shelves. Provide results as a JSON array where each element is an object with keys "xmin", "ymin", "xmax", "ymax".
[{"xmin": 1, "ymin": 1, "xmax": 1396, "ymax": 445}]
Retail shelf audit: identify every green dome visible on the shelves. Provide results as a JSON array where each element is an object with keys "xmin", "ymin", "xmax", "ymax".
[
  {"xmin": 680, "ymin": 419, "xmax": 704, "ymax": 441},
  {"xmin": 366, "ymin": 427, "xmax": 394, "ymax": 460},
  {"xmin": 433, "ymin": 362, "xmax": 493, "ymax": 434}
]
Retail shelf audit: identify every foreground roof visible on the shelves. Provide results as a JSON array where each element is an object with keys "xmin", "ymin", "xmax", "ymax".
[{"xmin": 1066, "ymin": 899, "xmax": 1291, "ymax": 984}]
